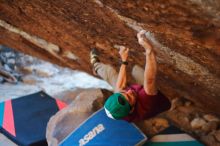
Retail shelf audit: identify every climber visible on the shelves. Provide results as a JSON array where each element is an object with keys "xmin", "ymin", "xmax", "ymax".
[{"xmin": 90, "ymin": 30, "xmax": 171, "ymax": 122}]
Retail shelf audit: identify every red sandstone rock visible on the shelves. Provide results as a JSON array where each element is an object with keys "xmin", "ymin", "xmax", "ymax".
[{"xmin": 0, "ymin": 0, "xmax": 219, "ymax": 117}]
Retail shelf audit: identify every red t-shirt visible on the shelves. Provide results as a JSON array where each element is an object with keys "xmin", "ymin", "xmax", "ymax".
[{"xmin": 123, "ymin": 84, "xmax": 171, "ymax": 122}]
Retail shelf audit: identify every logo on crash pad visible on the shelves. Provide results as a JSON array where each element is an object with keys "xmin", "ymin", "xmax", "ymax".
[{"xmin": 79, "ymin": 124, "xmax": 105, "ymax": 146}]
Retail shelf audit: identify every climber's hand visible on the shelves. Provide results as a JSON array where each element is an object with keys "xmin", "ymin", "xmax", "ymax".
[
  {"xmin": 137, "ymin": 30, "xmax": 153, "ymax": 54},
  {"xmin": 119, "ymin": 46, "xmax": 129, "ymax": 62}
]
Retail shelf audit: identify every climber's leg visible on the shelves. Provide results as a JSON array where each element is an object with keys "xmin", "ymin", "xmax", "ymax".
[
  {"xmin": 94, "ymin": 62, "xmax": 118, "ymax": 89},
  {"xmin": 90, "ymin": 48, "xmax": 118, "ymax": 90}
]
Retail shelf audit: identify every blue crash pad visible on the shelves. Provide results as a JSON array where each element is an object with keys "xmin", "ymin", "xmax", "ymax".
[{"xmin": 59, "ymin": 108, "xmax": 147, "ymax": 146}]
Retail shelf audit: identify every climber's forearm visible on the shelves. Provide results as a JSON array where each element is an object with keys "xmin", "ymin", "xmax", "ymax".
[
  {"xmin": 115, "ymin": 64, "xmax": 127, "ymax": 92},
  {"xmin": 144, "ymin": 50, "xmax": 157, "ymax": 95}
]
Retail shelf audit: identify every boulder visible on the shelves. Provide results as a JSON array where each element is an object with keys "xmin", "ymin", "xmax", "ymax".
[
  {"xmin": 46, "ymin": 88, "xmax": 105, "ymax": 146},
  {"xmin": 0, "ymin": 0, "xmax": 219, "ymax": 115}
]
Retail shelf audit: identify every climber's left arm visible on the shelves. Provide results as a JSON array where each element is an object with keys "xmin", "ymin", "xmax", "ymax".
[{"xmin": 115, "ymin": 47, "xmax": 129, "ymax": 92}]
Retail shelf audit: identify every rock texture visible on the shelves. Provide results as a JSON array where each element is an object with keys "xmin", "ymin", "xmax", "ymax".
[{"xmin": 0, "ymin": 1, "xmax": 219, "ymax": 115}]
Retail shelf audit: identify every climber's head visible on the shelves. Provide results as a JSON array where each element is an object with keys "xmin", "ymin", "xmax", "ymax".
[{"xmin": 104, "ymin": 89, "xmax": 136, "ymax": 120}]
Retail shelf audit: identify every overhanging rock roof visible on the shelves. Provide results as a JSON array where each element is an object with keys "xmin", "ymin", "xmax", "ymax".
[{"xmin": 0, "ymin": 0, "xmax": 219, "ymax": 114}]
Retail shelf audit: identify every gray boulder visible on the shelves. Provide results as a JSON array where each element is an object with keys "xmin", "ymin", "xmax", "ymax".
[{"xmin": 46, "ymin": 88, "xmax": 107, "ymax": 146}]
